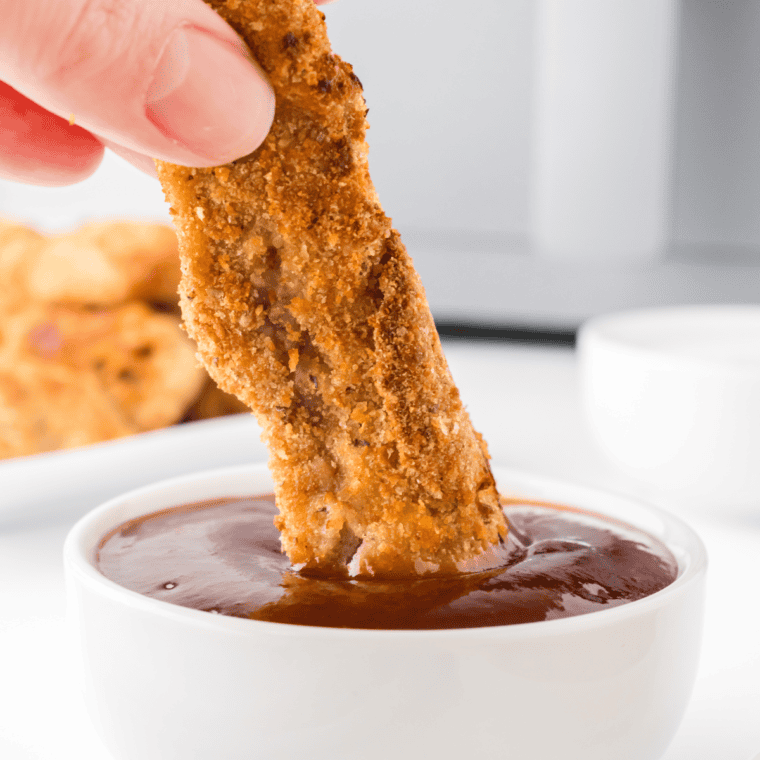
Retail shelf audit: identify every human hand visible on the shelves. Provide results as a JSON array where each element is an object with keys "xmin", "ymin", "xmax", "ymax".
[{"xmin": 0, "ymin": 0, "xmax": 333, "ymax": 186}]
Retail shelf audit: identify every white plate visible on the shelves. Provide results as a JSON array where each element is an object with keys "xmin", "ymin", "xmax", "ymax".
[{"xmin": 0, "ymin": 415, "xmax": 266, "ymax": 529}]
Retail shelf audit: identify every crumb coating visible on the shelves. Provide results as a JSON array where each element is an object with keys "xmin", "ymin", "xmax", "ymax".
[{"xmin": 156, "ymin": 0, "xmax": 507, "ymax": 576}]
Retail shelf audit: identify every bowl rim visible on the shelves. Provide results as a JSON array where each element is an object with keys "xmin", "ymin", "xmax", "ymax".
[
  {"xmin": 64, "ymin": 462, "xmax": 707, "ymax": 640},
  {"xmin": 578, "ymin": 304, "xmax": 760, "ymax": 377}
]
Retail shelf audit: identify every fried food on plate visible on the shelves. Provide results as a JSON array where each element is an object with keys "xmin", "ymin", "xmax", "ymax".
[
  {"xmin": 0, "ymin": 219, "xmax": 243, "ymax": 460},
  {"xmin": 24, "ymin": 221, "xmax": 181, "ymax": 308},
  {"xmin": 0, "ymin": 361, "xmax": 135, "ymax": 459},
  {"xmin": 0, "ymin": 220, "xmax": 47, "ymax": 312},
  {"xmin": 183, "ymin": 379, "xmax": 249, "ymax": 422},
  {"xmin": 157, "ymin": 0, "xmax": 507, "ymax": 577},
  {"xmin": 0, "ymin": 302, "xmax": 205, "ymax": 454}
]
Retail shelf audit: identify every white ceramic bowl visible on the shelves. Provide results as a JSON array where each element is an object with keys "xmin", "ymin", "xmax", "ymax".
[
  {"xmin": 65, "ymin": 464, "xmax": 706, "ymax": 760},
  {"xmin": 578, "ymin": 305, "xmax": 760, "ymax": 509}
]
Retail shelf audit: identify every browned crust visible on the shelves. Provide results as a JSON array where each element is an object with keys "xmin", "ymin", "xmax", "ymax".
[
  {"xmin": 0, "ymin": 301, "xmax": 205, "ymax": 456},
  {"xmin": 156, "ymin": 0, "xmax": 506, "ymax": 576},
  {"xmin": 0, "ymin": 219, "xmax": 213, "ymax": 458}
]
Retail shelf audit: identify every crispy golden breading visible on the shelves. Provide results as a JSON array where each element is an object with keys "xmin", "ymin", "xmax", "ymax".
[
  {"xmin": 24, "ymin": 222, "xmax": 181, "ymax": 308},
  {"xmin": 0, "ymin": 221, "xmax": 180, "ymax": 311},
  {"xmin": 0, "ymin": 220, "xmax": 47, "ymax": 313},
  {"xmin": 0, "ymin": 302, "xmax": 206, "ymax": 446},
  {"xmin": 0, "ymin": 219, "xmax": 240, "ymax": 458},
  {"xmin": 183, "ymin": 378, "xmax": 250, "ymax": 422},
  {"xmin": 0, "ymin": 361, "xmax": 136, "ymax": 459},
  {"xmin": 156, "ymin": 0, "xmax": 507, "ymax": 576}
]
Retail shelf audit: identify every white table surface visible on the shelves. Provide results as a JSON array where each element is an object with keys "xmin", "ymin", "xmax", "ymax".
[{"xmin": 1, "ymin": 340, "xmax": 759, "ymax": 760}]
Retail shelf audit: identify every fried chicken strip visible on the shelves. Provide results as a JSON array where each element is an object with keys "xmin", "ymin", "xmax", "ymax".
[
  {"xmin": 25, "ymin": 222, "xmax": 181, "ymax": 308},
  {"xmin": 156, "ymin": 0, "xmax": 507, "ymax": 577},
  {"xmin": 0, "ymin": 302, "xmax": 206, "ymax": 454}
]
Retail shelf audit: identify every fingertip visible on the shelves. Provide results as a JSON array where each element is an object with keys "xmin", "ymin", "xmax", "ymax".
[
  {"xmin": 145, "ymin": 27, "xmax": 275, "ymax": 166},
  {"xmin": 0, "ymin": 82, "xmax": 104, "ymax": 186},
  {"xmin": 0, "ymin": 144, "xmax": 104, "ymax": 187},
  {"xmin": 4, "ymin": 3, "xmax": 278, "ymax": 171}
]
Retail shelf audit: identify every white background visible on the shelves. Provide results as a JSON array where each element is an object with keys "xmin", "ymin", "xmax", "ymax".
[
  {"xmin": 5, "ymin": 1, "xmax": 760, "ymax": 252},
  {"xmin": 2, "ymin": 2, "xmax": 759, "ymax": 329}
]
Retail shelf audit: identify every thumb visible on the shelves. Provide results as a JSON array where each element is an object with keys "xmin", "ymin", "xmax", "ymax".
[{"xmin": 0, "ymin": 0, "xmax": 275, "ymax": 167}]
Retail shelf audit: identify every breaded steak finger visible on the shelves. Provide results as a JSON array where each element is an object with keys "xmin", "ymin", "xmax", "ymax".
[{"xmin": 156, "ymin": 0, "xmax": 507, "ymax": 577}]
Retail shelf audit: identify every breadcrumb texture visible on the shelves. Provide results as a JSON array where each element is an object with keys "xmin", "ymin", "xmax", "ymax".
[
  {"xmin": 0, "ymin": 219, "xmax": 240, "ymax": 459},
  {"xmin": 156, "ymin": 0, "xmax": 507, "ymax": 577}
]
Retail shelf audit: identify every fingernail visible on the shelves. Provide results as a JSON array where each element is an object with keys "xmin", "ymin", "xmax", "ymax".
[{"xmin": 146, "ymin": 27, "xmax": 274, "ymax": 164}]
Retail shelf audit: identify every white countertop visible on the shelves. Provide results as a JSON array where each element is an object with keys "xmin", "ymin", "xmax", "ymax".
[{"xmin": 1, "ymin": 341, "xmax": 759, "ymax": 760}]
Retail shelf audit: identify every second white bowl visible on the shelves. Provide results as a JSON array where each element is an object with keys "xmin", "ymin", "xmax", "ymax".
[{"xmin": 579, "ymin": 305, "xmax": 760, "ymax": 509}]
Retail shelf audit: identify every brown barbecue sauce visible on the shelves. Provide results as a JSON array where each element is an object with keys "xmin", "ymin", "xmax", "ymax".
[{"xmin": 96, "ymin": 495, "xmax": 678, "ymax": 630}]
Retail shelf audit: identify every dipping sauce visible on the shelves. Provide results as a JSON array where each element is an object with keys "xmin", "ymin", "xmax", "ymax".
[{"xmin": 96, "ymin": 495, "xmax": 678, "ymax": 629}]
